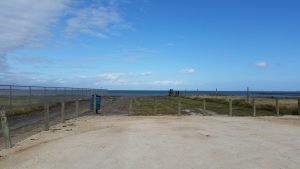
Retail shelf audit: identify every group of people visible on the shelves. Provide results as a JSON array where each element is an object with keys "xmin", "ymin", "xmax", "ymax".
[{"xmin": 168, "ymin": 89, "xmax": 180, "ymax": 96}]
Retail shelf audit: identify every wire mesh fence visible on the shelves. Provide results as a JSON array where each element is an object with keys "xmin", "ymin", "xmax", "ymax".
[
  {"xmin": 128, "ymin": 96, "xmax": 300, "ymax": 117},
  {"xmin": 0, "ymin": 85, "xmax": 107, "ymax": 150},
  {"xmin": 1, "ymin": 92, "xmax": 300, "ymax": 150},
  {"xmin": 0, "ymin": 85, "xmax": 106, "ymax": 116}
]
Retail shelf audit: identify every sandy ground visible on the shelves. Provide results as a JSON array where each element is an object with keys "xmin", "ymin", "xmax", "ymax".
[{"xmin": 0, "ymin": 115, "xmax": 300, "ymax": 169}]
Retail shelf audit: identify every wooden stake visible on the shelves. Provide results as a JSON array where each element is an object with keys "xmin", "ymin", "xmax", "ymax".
[
  {"xmin": 229, "ymin": 99, "xmax": 233, "ymax": 116},
  {"xmin": 153, "ymin": 97, "xmax": 157, "ymax": 114},
  {"xmin": 44, "ymin": 104, "xmax": 49, "ymax": 131},
  {"xmin": 129, "ymin": 99, "xmax": 133, "ymax": 116},
  {"xmin": 178, "ymin": 100, "xmax": 181, "ymax": 116},
  {"xmin": 253, "ymin": 98, "xmax": 256, "ymax": 117},
  {"xmin": 75, "ymin": 100, "xmax": 79, "ymax": 117},
  {"xmin": 298, "ymin": 99, "xmax": 300, "ymax": 116},
  {"xmin": 0, "ymin": 110, "xmax": 12, "ymax": 148},
  {"xmin": 61, "ymin": 101, "xmax": 65, "ymax": 123},
  {"xmin": 276, "ymin": 99, "xmax": 280, "ymax": 116}
]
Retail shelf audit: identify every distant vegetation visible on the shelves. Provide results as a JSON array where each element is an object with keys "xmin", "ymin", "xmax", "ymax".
[{"xmin": 130, "ymin": 95, "xmax": 299, "ymax": 116}]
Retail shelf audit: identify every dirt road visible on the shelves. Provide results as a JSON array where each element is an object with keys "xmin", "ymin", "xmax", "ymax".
[{"xmin": 1, "ymin": 115, "xmax": 300, "ymax": 169}]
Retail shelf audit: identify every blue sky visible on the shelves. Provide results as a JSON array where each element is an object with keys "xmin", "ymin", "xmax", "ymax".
[{"xmin": 0, "ymin": 0, "xmax": 300, "ymax": 90}]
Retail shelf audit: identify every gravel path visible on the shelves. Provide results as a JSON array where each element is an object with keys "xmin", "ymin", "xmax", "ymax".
[{"xmin": 1, "ymin": 115, "xmax": 300, "ymax": 169}]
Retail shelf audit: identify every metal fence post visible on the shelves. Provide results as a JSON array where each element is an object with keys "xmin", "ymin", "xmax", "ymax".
[
  {"xmin": 61, "ymin": 101, "xmax": 65, "ymax": 123},
  {"xmin": 29, "ymin": 86, "xmax": 32, "ymax": 107},
  {"xmin": 81, "ymin": 88, "xmax": 84, "ymax": 100},
  {"xmin": 55, "ymin": 87, "xmax": 58, "ymax": 96},
  {"xmin": 75, "ymin": 100, "xmax": 79, "ymax": 117},
  {"xmin": 71, "ymin": 88, "xmax": 74, "ymax": 100},
  {"xmin": 9, "ymin": 85, "xmax": 12, "ymax": 112},
  {"xmin": 253, "ymin": 98, "xmax": 256, "ymax": 117},
  {"xmin": 229, "ymin": 98, "xmax": 233, "ymax": 116},
  {"xmin": 276, "ymin": 99, "xmax": 280, "ymax": 116},
  {"xmin": 246, "ymin": 87, "xmax": 250, "ymax": 103},
  {"xmin": 0, "ymin": 110, "xmax": 12, "ymax": 148},
  {"xmin": 44, "ymin": 104, "xmax": 49, "ymax": 131},
  {"xmin": 177, "ymin": 99, "xmax": 181, "ymax": 116},
  {"xmin": 93, "ymin": 94, "xmax": 96, "ymax": 114},
  {"xmin": 43, "ymin": 87, "xmax": 47, "ymax": 105},
  {"xmin": 64, "ymin": 87, "xmax": 67, "ymax": 101}
]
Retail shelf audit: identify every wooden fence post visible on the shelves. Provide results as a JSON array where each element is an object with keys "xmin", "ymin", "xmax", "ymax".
[
  {"xmin": 0, "ymin": 110, "xmax": 12, "ymax": 148},
  {"xmin": 44, "ymin": 104, "xmax": 49, "ymax": 131},
  {"xmin": 61, "ymin": 101, "xmax": 65, "ymax": 123},
  {"xmin": 153, "ymin": 97, "xmax": 157, "ymax": 114},
  {"xmin": 252, "ymin": 98, "xmax": 256, "ymax": 117},
  {"xmin": 203, "ymin": 100, "xmax": 206, "ymax": 111},
  {"xmin": 298, "ymin": 99, "xmax": 300, "ymax": 116},
  {"xmin": 29, "ymin": 86, "xmax": 32, "ymax": 107},
  {"xmin": 229, "ymin": 99, "xmax": 233, "ymax": 116},
  {"xmin": 246, "ymin": 87, "xmax": 250, "ymax": 103},
  {"xmin": 75, "ymin": 100, "xmax": 79, "ymax": 117},
  {"xmin": 177, "ymin": 100, "xmax": 181, "ymax": 116},
  {"xmin": 128, "ymin": 99, "xmax": 133, "ymax": 116},
  {"xmin": 276, "ymin": 99, "xmax": 280, "ymax": 116}
]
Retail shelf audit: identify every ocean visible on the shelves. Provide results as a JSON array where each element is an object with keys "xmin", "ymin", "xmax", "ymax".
[
  {"xmin": 1, "ymin": 86, "xmax": 299, "ymax": 98},
  {"xmin": 107, "ymin": 90, "xmax": 300, "ymax": 98}
]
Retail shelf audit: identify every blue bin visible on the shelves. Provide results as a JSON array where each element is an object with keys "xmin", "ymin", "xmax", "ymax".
[{"xmin": 90, "ymin": 95, "xmax": 101, "ymax": 111}]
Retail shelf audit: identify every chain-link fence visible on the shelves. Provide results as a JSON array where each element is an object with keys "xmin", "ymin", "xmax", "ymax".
[
  {"xmin": 0, "ymin": 85, "xmax": 106, "ymax": 116},
  {"xmin": 0, "ymin": 85, "xmax": 107, "ymax": 149}
]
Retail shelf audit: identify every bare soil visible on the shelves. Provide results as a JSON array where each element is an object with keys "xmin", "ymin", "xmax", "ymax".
[{"xmin": 1, "ymin": 115, "xmax": 300, "ymax": 169}]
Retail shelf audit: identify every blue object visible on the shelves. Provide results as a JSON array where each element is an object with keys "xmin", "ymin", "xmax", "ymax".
[{"xmin": 90, "ymin": 95, "xmax": 101, "ymax": 111}]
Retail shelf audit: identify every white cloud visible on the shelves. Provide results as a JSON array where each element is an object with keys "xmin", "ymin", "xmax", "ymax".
[
  {"xmin": 152, "ymin": 80, "xmax": 186, "ymax": 86},
  {"xmin": 99, "ymin": 73, "xmax": 123, "ymax": 81},
  {"xmin": 255, "ymin": 61, "xmax": 267, "ymax": 68},
  {"xmin": 0, "ymin": 0, "xmax": 129, "ymax": 72},
  {"xmin": 0, "ymin": 0, "xmax": 70, "ymax": 71},
  {"xmin": 0, "ymin": 70, "xmax": 196, "ymax": 89},
  {"xmin": 13, "ymin": 56, "xmax": 53, "ymax": 64},
  {"xmin": 64, "ymin": 1, "xmax": 129, "ymax": 38},
  {"xmin": 181, "ymin": 68, "xmax": 196, "ymax": 73},
  {"xmin": 140, "ymin": 71, "xmax": 153, "ymax": 76},
  {"xmin": 0, "ymin": 71, "xmax": 70, "ymax": 86}
]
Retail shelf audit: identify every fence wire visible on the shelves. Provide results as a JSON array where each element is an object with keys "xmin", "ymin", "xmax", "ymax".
[
  {"xmin": 0, "ymin": 85, "xmax": 106, "ymax": 150},
  {"xmin": 1, "ymin": 93, "xmax": 299, "ymax": 150},
  {"xmin": 128, "ymin": 96, "xmax": 300, "ymax": 116}
]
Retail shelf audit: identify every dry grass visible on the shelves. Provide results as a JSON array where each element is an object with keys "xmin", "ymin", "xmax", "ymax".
[
  {"xmin": 188, "ymin": 95, "xmax": 299, "ymax": 116},
  {"xmin": 0, "ymin": 96, "xmax": 85, "ymax": 117},
  {"xmin": 190, "ymin": 95, "xmax": 297, "ymax": 105},
  {"xmin": 130, "ymin": 96, "xmax": 300, "ymax": 116}
]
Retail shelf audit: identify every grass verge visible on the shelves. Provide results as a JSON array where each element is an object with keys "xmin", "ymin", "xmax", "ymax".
[{"xmin": 130, "ymin": 96, "xmax": 299, "ymax": 116}]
